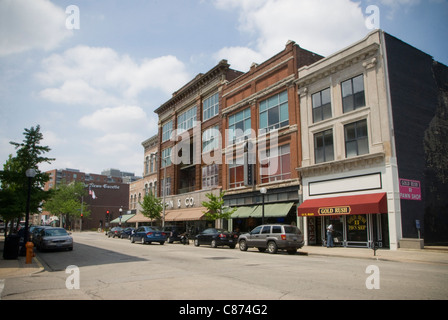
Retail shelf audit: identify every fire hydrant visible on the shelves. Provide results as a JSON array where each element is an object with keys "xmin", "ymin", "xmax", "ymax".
[{"xmin": 25, "ymin": 241, "xmax": 34, "ymax": 264}]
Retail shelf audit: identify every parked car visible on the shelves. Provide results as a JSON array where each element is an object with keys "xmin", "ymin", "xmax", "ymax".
[
  {"xmin": 30, "ymin": 226, "xmax": 50, "ymax": 245},
  {"xmin": 107, "ymin": 227, "xmax": 123, "ymax": 238},
  {"xmin": 238, "ymin": 224, "xmax": 304, "ymax": 254},
  {"xmin": 130, "ymin": 226, "xmax": 167, "ymax": 245},
  {"xmin": 35, "ymin": 227, "xmax": 73, "ymax": 251},
  {"xmin": 119, "ymin": 227, "xmax": 135, "ymax": 239},
  {"xmin": 194, "ymin": 228, "xmax": 238, "ymax": 249},
  {"xmin": 162, "ymin": 225, "xmax": 184, "ymax": 243}
]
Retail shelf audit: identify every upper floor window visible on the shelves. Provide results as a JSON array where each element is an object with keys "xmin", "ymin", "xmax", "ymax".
[
  {"xmin": 228, "ymin": 158, "xmax": 244, "ymax": 189},
  {"xmin": 228, "ymin": 108, "xmax": 251, "ymax": 144},
  {"xmin": 342, "ymin": 75, "xmax": 365, "ymax": 113},
  {"xmin": 178, "ymin": 106, "xmax": 197, "ymax": 132},
  {"xmin": 203, "ymin": 93, "xmax": 219, "ymax": 121},
  {"xmin": 202, "ymin": 164, "xmax": 219, "ymax": 189},
  {"xmin": 345, "ymin": 119, "xmax": 369, "ymax": 158},
  {"xmin": 202, "ymin": 125, "xmax": 220, "ymax": 153},
  {"xmin": 314, "ymin": 129, "xmax": 334, "ymax": 164},
  {"xmin": 162, "ymin": 120, "xmax": 173, "ymax": 142},
  {"xmin": 259, "ymin": 90, "xmax": 289, "ymax": 132},
  {"xmin": 161, "ymin": 147, "xmax": 172, "ymax": 167},
  {"xmin": 260, "ymin": 144, "xmax": 291, "ymax": 183},
  {"xmin": 312, "ymin": 88, "xmax": 332, "ymax": 123}
]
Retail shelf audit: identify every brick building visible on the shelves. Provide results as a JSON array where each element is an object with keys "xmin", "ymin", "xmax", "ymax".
[{"xmin": 220, "ymin": 40, "xmax": 323, "ymax": 232}]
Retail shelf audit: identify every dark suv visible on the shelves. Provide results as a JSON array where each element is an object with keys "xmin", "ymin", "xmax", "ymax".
[{"xmin": 238, "ymin": 224, "xmax": 304, "ymax": 254}]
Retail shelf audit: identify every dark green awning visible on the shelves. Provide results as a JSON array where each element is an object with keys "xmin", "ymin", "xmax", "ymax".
[{"xmin": 231, "ymin": 203, "xmax": 294, "ymax": 219}]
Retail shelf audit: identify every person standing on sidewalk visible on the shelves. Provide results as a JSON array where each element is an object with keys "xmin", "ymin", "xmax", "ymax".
[{"xmin": 326, "ymin": 224, "xmax": 334, "ymax": 248}]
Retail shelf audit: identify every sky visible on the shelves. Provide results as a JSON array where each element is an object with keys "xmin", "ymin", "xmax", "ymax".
[{"xmin": 1, "ymin": 0, "xmax": 447, "ymax": 177}]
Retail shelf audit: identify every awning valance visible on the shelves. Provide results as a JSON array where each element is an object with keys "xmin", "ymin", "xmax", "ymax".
[
  {"xmin": 298, "ymin": 193, "xmax": 387, "ymax": 217},
  {"xmin": 110, "ymin": 214, "xmax": 136, "ymax": 224},
  {"xmin": 231, "ymin": 202, "xmax": 295, "ymax": 219}
]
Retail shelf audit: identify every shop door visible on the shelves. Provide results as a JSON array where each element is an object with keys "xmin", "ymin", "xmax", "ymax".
[{"xmin": 323, "ymin": 216, "xmax": 344, "ymax": 246}]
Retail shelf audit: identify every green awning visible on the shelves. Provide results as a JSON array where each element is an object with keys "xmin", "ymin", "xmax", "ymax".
[
  {"xmin": 231, "ymin": 206, "xmax": 257, "ymax": 218},
  {"xmin": 249, "ymin": 202, "xmax": 295, "ymax": 218},
  {"xmin": 110, "ymin": 214, "xmax": 136, "ymax": 224}
]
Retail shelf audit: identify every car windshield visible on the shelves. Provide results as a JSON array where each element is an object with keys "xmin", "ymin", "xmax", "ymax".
[{"xmin": 45, "ymin": 229, "xmax": 68, "ymax": 236}]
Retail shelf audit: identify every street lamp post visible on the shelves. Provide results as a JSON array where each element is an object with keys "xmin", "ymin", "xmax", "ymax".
[
  {"xmin": 151, "ymin": 152, "xmax": 167, "ymax": 227},
  {"xmin": 260, "ymin": 187, "xmax": 267, "ymax": 225},
  {"xmin": 119, "ymin": 207, "xmax": 123, "ymax": 226},
  {"xmin": 24, "ymin": 168, "xmax": 36, "ymax": 263}
]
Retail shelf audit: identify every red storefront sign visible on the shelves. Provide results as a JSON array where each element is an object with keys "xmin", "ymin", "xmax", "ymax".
[{"xmin": 399, "ymin": 179, "xmax": 421, "ymax": 201}]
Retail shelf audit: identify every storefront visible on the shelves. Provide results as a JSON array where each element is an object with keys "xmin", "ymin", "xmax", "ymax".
[{"xmin": 298, "ymin": 193, "xmax": 389, "ymax": 248}]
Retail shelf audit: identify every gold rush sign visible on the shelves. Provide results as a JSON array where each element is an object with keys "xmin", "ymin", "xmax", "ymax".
[{"xmin": 318, "ymin": 206, "xmax": 351, "ymax": 215}]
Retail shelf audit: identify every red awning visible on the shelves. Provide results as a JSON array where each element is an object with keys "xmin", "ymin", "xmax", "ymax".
[{"xmin": 298, "ymin": 193, "xmax": 387, "ymax": 217}]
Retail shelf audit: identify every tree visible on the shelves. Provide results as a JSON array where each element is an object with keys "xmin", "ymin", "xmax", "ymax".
[
  {"xmin": 0, "ymin": 125, "xmax": 54, "ymax": 234},
  {"xmin": 139, "ymin": 192, "xmax": 163, "ymax": 226},
  {"xmin": 202, "ymin": 191, "xmax": 236, "ymax": 222},
  {"xmin": 43, "ymin": 181, "xmax": 90, "ymax": 228}
]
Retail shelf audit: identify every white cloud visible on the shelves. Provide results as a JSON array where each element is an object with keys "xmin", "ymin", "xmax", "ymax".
[
  {"xmin": 0, "ymin": 0, "xmax": 72, "ymax": 56},
  {"xmin": 36, "ymin": 46, "xmax": 191, "ymax": 106},
  {"xmin": 79, "ymin": 105, "xmax": 149, "ymax": 134},
  {"xmin": 213, "ymin": 0, "xmax": 369, "ymax": 69}
]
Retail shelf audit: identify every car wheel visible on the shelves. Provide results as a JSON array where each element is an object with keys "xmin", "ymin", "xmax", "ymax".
[
  {"xmin": 229, "ymin": 244, "xmax": 236, "ymax": 249},
  {"xmin": 239, "ymin": 239, "xmax": 248, "ymax": 251},
  {"xmin": 160, "ymin": 241, "xmax": 165, "ymax": 245},
  {"xmin": 194, "ymin": 239, "xmax": 200, "ymax": 246},
  {"xmin": 267, "ymin": 241, "xmax": 278, "ymax": 254},
  {"xmin": 211, "ymin": 239, "xmax": 217, "ymax": 248}
]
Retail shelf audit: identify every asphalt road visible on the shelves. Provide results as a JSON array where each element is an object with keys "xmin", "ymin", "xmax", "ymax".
[{"xmin": 2, "ymin": 231, "xmax": 447, "ymax": 300}]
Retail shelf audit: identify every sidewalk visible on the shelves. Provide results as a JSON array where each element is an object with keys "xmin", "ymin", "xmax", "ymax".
[{"xmin": 0, "ymin": 235, "xmax": 44, "ymax": 279}]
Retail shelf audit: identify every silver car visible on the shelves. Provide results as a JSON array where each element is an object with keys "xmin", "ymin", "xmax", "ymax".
[
  {"xmin": 238, "ymin": 224, "xmax": 304, "ymax": 254},
  {"xmin": 35, "ymin": 227, "xmax": 73, "ymax": 251}
]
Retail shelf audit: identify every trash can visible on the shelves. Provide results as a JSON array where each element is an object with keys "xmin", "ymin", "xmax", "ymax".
[{"xmin": 3, "ymin": 234, "xmax": 20, "ymax": 260}]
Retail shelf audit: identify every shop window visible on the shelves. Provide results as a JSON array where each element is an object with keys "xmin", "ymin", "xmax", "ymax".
[
  {"xmin": 345, "ymin": 119, "xmax": 369, "ymax": 158},
  {"xmin": 342, "ymin": 75, "xmax": 365, "ymax": 113},
  {"xmin": 312, "ymin": 88, "xmax": 332, "ymax": 123},
  {"xmin": 314, "ymin": 129, "xmax": 334, "ymax": 164}
]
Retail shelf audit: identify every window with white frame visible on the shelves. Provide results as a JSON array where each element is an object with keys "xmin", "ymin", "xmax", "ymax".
[
  {"xmin": 162, "ymin": 120, "xmax": 173, "ymax": 142},
  {"xmin": 228, "ymin": 108, "xmax": 251, "ymax": 144},
  {"xmin": 228, "ymin": 158, "xmax": 244, "ymax": 189},
  {"xmin": 203, "ymin": 92, "xmax": 219, "ymax": 121},
  {"xmin": 260, "ymin": 144, "xmax": 291, "ymax": 183},
  {"xmin": 202, "ymin": 125, "xmax": 220, "ymax": 153},
  {"xmin": 314, "ymin": 129, "xmax": 334, "ymax": 164},
  {"xmin": 312, "ymin": 88, "xmax": 332, "ymax": 123},
  {"xmin": 177, "ymin": 106, "xmax": 197, "ymax": 132},
  {"xmin": 202, "ymin": 164, "xmax": 219, "ymax": 189},
  {"xmin": 259, "ymin": 90, "xmax": 289, "ymax": 132},
  {"xmin": 161, "ymin": 147, "xmax": 172, "ymax": 167}
]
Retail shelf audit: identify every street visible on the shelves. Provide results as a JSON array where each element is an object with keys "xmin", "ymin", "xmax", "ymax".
[{"xmin": 1, "ymin": 231, "xmax": 447, "ymax": 300}]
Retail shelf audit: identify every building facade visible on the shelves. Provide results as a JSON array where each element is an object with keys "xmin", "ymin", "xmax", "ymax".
[
  {"xmin": 296, "ymin": 30, "xmax": 448, "ymax": 249},
  {"xmin": 220, "ymin": 40, "xmax": 323, "ymax": 233},
  {"xmin": 152, "ymin": 60, "xmax": 243, "ymax": 231},
  {"xmin": 44, "ymin": 168, "xmax": 129, "ymax": 231}
]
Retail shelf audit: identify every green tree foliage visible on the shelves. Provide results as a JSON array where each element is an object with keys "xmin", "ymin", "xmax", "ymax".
[
  {"xmin": 202, "ymin": 191, "xmax": 236, "ymax": 221},
  {"xmin": 0, "ymin": 125, "xmax": 54, "ymax": 233},
  {"xmin": 139, "ymin": 192, "xmax": 163, "ymax": 225},
  {"xmin": 43, "ymin": 181, "xmax": 90, "ymax": 226}
]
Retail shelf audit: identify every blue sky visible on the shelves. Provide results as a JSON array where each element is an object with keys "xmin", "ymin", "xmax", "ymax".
[{"xmin": 1, "ymin": 0, "xmax": 447, "ymax": 177}]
